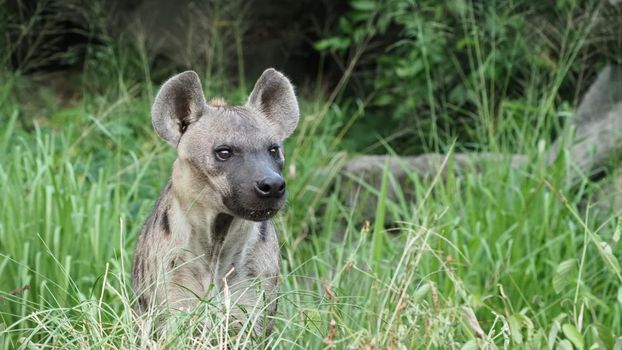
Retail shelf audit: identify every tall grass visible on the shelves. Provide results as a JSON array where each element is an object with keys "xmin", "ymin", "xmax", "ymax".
[{"xmin": 1, "ymin": 1, "xmax": 621, "ymax": 349}]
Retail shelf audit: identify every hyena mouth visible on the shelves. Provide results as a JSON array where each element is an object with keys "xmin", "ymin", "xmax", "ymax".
[
  {"xmin": 223, "ymin": 195, "xmax": 284, "ymax": 221},
  {"xmin": 237, "ymin": 207, "xmax": 281, "ymax": 221}
]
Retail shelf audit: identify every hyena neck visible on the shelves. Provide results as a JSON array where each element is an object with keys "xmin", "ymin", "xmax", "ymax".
[{"xmin": 168, "ymin": 180, "xmax": 256, "ymax": 263}]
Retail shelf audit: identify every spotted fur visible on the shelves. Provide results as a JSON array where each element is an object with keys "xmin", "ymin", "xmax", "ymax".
[{"xmin": 131, "ymin": 69, "xmax": 298, "ymax": 335}]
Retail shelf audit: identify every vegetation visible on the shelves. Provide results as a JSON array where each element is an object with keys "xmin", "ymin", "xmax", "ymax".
[{"xmin": 0, "ymin": 0, "xmax": 621, "ymax": 348}]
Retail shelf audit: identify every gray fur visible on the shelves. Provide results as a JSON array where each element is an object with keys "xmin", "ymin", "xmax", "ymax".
[
  {"xmin": 132, "ymin": 68, "xmax": 299, "ymax": 335},
  {"xmin": 247, "ymin": 68, "xmax": 300, "ymax": 139},
  {"xmin": 152, "ymin": 71, "xmax": 207, "ymax": 147}
]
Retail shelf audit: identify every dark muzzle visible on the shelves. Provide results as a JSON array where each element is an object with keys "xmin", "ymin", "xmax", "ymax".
[{"xmin": 254, "ymin": 175, "xmax": 286, "ymax": 199}]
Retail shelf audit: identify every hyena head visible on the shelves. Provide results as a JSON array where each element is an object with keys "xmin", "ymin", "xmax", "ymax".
[{"xmin": 151, "ymin": 69, "xmax": 299, "ymax": 221}]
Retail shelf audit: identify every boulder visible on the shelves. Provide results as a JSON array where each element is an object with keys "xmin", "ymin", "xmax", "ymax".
[
  {"xmin": 593, "ymin": 168, "xmax": 622, "ymax": 216},
  {"xmin": 571, "ymin": 65, "xmax": 622, "ymax": 127},
  {"xmin": 340, "ymin": 153, "xmax": 526, "ymax": 222}
]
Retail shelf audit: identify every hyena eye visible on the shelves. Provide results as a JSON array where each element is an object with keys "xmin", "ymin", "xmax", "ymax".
[
  {"xmin": 269, "ymin": 145, "xmax": 280, "ymax": 157},
  {"xmin": 214, "ymin": 146, "xmax": 233, "ymax": 161}
]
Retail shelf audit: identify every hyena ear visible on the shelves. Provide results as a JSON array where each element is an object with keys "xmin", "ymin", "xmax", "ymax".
[
  {"xmin": 152, "ymin": 71, "xmax": 207, "ymax": 147},
  {"xmin": 247, "ymin": 68, "xmax": 300, "ymax": 139}
]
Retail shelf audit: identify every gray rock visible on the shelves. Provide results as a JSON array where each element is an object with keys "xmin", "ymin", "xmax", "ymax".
[
  {"xmin": 548, "ymin": 65, "xmax": 622, "ymax": 179},
  {"xmin": 572, "ymin": 65, "xmax": 622, "ymax": 127},
  {"xmin": 593, "ymin": 168, "xmax": 622, "ymax": 216},
  {"xmin": 563, "ymin": 103, "xmax": 622, "ymax": 176},
  {"xmin": 340, "ymin": 153, "xmax": 526, "ymax": 222}
]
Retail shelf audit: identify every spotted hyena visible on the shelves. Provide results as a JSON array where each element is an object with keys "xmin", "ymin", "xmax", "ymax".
[{"xmin": 131, "ymin": 68, "xmax": 299, "ymax": 334}]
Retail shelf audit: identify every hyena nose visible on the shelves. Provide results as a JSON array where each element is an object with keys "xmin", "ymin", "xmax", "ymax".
[{"xmin": 255, "ymin": 176, "xmax": 286, "ymax": 199}]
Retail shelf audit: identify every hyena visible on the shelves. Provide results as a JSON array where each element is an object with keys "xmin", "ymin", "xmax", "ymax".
[{"xmin": 131, "ymin": 68, "xmax": 299, "ymax": 334}]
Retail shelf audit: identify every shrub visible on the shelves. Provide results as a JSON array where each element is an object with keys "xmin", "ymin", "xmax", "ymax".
[{"xmin": 315, "ymin": 0, "xmax": 612, "ymax": 153}]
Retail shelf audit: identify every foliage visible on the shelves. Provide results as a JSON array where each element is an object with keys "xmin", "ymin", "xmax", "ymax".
[
  {"xmin": 0, "ymin": 0, "xmax": 621, "ymax": 348},
  {"xmin": 316, "ymin": 0, "xmax": 609, "ymax": 153},
  {"xmin": 1, "ymin": 80, "xmax": 621, "ymax": 347}
]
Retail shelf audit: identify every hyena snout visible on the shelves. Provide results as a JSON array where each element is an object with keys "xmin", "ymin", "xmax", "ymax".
[
  {"xmin": 224, "ymin": 162, "xmax": 288, "ymax": 221},
  {"xmin": 254, "ymin": 175, "xmax": 286, "ymax": 199}
]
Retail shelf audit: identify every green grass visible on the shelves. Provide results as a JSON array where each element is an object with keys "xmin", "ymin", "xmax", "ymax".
[
  {"xmin": 0, "ymin": 1, "xmax": 621, "ymax": 347},
  {"xmin": 0, "ymin": 72, "xmax": 620, "ymax": 349}
]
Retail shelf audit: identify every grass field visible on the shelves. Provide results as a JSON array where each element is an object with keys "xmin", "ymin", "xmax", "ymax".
[{"xmin": 1, "ymin": 3, "xmax": 622, "ymax": 349}]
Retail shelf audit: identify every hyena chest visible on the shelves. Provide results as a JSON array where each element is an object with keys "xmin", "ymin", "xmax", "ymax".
[{"xmin": 166, "ymin": 220, "xmax": 280, "ymax": 301}]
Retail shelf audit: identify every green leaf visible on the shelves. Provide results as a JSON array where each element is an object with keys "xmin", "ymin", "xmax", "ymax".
[
  {"xmin": 613, "ymin": 218, "xmax": 621, "ymax": 244},
  {"xmin": 351, "ymin": 0, "xmax": 376, "ymax": 11},
  {"xmin": 395, "ymin": 59, "xmax": 423, "ymax": 78},
  {"xmin": 314, "ymin": 37, "xmax": 351, "ymax": 52},
  {"xmin": 313, "ymin": 39, "xmax": 333, "ymax": 51},
  {"xmin": 303, "ymin": 308, "xmax": 322, "ymax": 327},
  {"xmin": 558, "ymin": 339, "xmax": 574, "ymax": 350},
  {"xmin": 549, "ymin": 320, "xmax": 561, "ymax": 349},
  {"xmin": 590, "ymin": 326, "xmax": 607, "ymax": 350},
  {"xmin": 374, "ymin": 94, "xmax": 393, "ymax": 106},
  {"xmin": 339, "ymin": 17, "xmax": 353, "ymax": 34},
  {"xmin": 509, "ymin": 315, "xmax": 523, "ymax": 344},
  {"xmin": 562, "ymin": 323, "xmax": 584, "ymax": 350},
  {"xmin": 592, "ymin": 233, "xmax": 621, "ymax": 279},
  {"xmin": 412, "ymin": 283, "xmax": 430, "ymax": 303},
  {"xmin": 461, "ymin": 340, "xmax": 478, "ymax": 350},
  {"xmin": 553, "ymin": 259, "xmax": 575, "ymax": 294},
  {"xmin": 447, "ymin": 0, "xmax": 468, "ymax": 16}
]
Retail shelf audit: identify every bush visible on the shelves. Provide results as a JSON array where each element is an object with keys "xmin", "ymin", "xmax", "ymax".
[{"xmin": 316, "ymin": 0, "xmax": 613, "ymax": 153}]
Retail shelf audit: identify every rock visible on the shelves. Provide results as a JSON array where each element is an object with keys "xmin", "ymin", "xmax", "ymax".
[
  {"xmin": 548, "ymin": 65, "xmax": 622, "ymax": 179},
  {"xmin": 592, "ymin": 168, "xmax": 622, "ymax": 216},
  {"xmin": 342, "ymin": 153, "xmax": 526, "ymax": 181},
  {"xmin": 571, "ymin": 65, "xmax": 622, "ymax": 127},
  {"xmin": 561, "ymin": 103, "xmax": 622, "ymax": 176},
  {"xmin": 339, "ymin": 153, "xmax": 526, "ymax": 222}
]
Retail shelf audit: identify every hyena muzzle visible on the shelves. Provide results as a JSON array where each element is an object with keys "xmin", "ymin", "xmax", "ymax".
[{"xmin": 131, "ymin": 68, "xmax": 299, "ymax": 334}]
